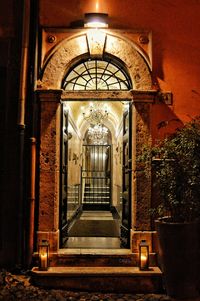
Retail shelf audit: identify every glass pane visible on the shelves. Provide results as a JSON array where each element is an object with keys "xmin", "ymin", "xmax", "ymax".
[
  {"xmin": 63, "ymin": 59, "xmax": 132, "ymax": 91},
  {"xmin": 75, "ymin": 84, "xmax": 85, "ymax": 90},
  {"xmin": 65, "ymin": 82, "xmax": 74, "ymax": 90}
]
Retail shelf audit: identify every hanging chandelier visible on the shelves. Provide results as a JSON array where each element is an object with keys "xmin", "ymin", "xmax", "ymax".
[
  {"xmin": 82, "ymin": 103, "xmax": 108, "ymax": 126},
  {"xmin": 88, "ymin": 124, "xmax": 109, "ymax": 145}
]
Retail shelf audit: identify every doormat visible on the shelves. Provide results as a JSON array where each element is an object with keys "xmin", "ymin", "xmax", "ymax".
[{"xmin": 68, "ymin": 220, "xmax": 120, "ymax": 237}]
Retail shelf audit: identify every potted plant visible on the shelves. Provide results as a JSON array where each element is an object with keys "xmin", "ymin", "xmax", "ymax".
[{"xmin": 140, "ymin": 116, "xmax": 200, "ymax": 299}]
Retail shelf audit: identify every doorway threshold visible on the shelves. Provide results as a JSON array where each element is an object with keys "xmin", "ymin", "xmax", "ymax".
[
  {"xmin": 58, "ymin": 248, "xmax": 132, "ymax": 255},
  {"xmin": 53, "ymin": 248, "xmax": 137, "ymax": 267}
]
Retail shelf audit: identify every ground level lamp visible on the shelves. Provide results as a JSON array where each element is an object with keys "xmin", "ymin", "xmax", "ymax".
[
  {"xmin": 139, "ymin": 239, "xmax": 149, "ymax": 270},
  {"xmin": 38, "ymin": 240, "xmax": 49, "ymax": 271}
]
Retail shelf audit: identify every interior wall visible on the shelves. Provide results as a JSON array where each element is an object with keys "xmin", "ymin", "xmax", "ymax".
[
  {"xmin": 39, "ymin": 0, "xmax": 200, "ymax": 138},
  {"xmin": 112, "ymin": 121, "xmax": 123, "ymax": 213},
  {"xmin": 66, "ymin": 116, "xmax": 82, "ymax": 221}
]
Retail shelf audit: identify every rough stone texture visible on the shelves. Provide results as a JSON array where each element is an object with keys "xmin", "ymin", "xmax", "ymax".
[
  {"xmin": 86, "ymin": 31, "xmax": 106, "ymax": 57},
  {"xmin": 37, "ymin": 91, "xmax": 61, "ymax": 251},
  {"xmin": 134, "ymin": 103, "xmax": 152, "ymax": 230},
  {"xmin": 37, "ymin": 230, "xmax": 59, "ymax": 253},
  {"xmin": 105, "ymin": 33, "xmax": 152, "ymax": 90},
  {"xmin": 131, "ymin": 232, "xmax": 156, "ymax": 253},
  {"xmin": 39, "ymin": 170, "xmax": 59, "ymax": 230},
  {"xmin": 0, "ymin": 270, "xmax": 172, "ymax": 301},
  {"xmin": 39, "ymin": 100, "xmax": 60, "ymax": 230},
  {"xmin": 42, "ymin": 35, "xmax": 88, "ymax": 89},
  {"xmin": 41, "ymin": 31, "xmax": 152, "ymax": 90}
]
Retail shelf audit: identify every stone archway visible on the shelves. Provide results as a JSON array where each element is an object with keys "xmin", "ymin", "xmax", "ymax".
[
  {"xmin": 37, "ymin": 30, "xmax": 157, "ymax": 256},
  {"xmin": 41, "ymin": 30, "xmax": 152, "ymax": 90}
]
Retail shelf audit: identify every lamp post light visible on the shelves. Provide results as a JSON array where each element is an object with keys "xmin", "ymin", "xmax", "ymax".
[
  {"xmin": 139, "ymin": 239, "xmax": 149, "ymax": 271},
  {"xmin": 38, "ymin": 240, "xmax": 49, "ymax": 271}
]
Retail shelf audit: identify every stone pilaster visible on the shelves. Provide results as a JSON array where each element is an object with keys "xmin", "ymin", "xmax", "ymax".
[
  {"xmin": 131, "ymin": 91, "xmax": 158, "ymax": 253},
  {"xmin": 37, "ymin": 90, "xmax": 62, "ymax": 253}
]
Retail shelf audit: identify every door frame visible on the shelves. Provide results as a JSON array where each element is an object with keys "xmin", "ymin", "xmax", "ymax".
[
  {"xmin": 59, "ymin": 95, "xmax": 132, "ymax": 246},
  {"xmin": 37, "ymin": 89, "xmax": 156, "ymax": 254},
  {"xmin": 121, "ymin": 102, "xmax": 132, "ymax": 248}
]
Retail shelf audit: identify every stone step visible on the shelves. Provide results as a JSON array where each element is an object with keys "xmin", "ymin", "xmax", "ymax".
[
  {"xmin": 85, "ymin": 186, "xmax": 110, "ymax": 189},
  {"xmin": 44, "ymin": 252, "xmax": 158, "ymax": 267},
  {"xmin": 83, "ymin": 195, "xmax": 110, "ymax": 197},
  {"xmin": 31, "ymin": 266, "xmax": 162, "ymax": 293},
  {"xmin": 83, "ymin": 199, "xmax": 110, "ymax": 202},
  {"xmin": 84, "ymin": 191, "xmax": 110, "ymax": 195}
]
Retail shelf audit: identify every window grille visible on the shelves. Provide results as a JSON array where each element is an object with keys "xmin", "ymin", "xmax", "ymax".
[{"xmin": 62, "ymin": 59, "xmax": 132, "ymax": 91}]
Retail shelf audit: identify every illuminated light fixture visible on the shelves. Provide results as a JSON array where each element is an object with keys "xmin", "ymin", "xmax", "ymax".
[
  {"xmin": 38, "ymin": 240, "xmax": 49, "ymax": 271},
  {"xmin": 84, "ymin": 13, "xmax": 108, "ymax": 28},
  {"xmin": 139, "ymin": 239, "xmax": 149, "ymax": 271},
  {"xmin": 82, "ymin": 103, "xmax": 109, "ymax": 126},
  {"xmin": 88, "ymin": 124, "xmax": 109, "ymax": 145}
]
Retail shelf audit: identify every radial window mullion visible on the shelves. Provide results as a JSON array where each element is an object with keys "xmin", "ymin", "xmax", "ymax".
[{"xmin": 62, "ymin": 59, "xmax": 132, "ymax": 91}]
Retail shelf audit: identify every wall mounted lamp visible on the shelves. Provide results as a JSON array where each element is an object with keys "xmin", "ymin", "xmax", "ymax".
[{"xmin": 84, "ymin": 13, "xmax": 108, "ymax": 28}]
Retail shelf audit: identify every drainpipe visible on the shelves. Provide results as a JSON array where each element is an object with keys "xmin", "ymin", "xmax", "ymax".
[
  {"xmin": 28, "ymin": 136, "xmax": 36, "ymax": 265},
  {"xmin": 17, "ymin": 0, "xmax": 30, "ymax": 265},
  {"xmin": 18, "ymin": 0, "xmax": 30, "ymax": 128}
]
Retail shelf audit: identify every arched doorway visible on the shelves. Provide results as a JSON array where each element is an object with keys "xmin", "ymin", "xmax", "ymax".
[
  {"xmin": 37, "ymin": 29, "xmax": 156, "ymax": 255},
  {"xmin": 60, "ymin": 56, "xmax": 133, "ymax": 248}
]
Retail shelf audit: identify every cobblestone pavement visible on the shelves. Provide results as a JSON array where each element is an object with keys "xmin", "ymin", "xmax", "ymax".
[{"xmin": 0, "ymin": 269, "xmax": 172, "ymax": 301}]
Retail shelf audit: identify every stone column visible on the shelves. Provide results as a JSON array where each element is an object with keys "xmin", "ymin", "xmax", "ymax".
[
  {"xmin": 37, "ymin": 90, "xmax": 62, "ymax": 253},
  {"xmin": 130, "ymin": 91, "xmax": 158, "ymax": 256}
]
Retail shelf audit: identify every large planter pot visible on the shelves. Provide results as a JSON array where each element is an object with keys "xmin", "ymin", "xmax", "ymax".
[{"xmin": 155, "ymin": 218, "xmax": 200, "ymax": 299}]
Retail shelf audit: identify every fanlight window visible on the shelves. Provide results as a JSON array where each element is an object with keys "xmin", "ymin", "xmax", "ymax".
[{"xmin": 62, "ymin": 59, "xmax": 132, "ymax": 91}]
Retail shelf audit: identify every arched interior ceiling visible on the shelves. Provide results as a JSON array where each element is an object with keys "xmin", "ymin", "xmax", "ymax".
[{"xmin": 65, "ymin": 100, "xmax": 126, "ymax": 140}]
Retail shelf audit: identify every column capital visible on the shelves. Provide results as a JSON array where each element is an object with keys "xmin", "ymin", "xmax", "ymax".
[{"xmin": 36, "ymin": 89, "xmax": 63, "ymax": 102}]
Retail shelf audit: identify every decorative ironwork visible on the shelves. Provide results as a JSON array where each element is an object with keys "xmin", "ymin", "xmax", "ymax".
[
  {"xmin": 62, "ymin": 58, "xmax": 132, "ymax": 91},
  {"xmin": 82, "ymin": 145, "xmax": 111, "ymax": 210}
]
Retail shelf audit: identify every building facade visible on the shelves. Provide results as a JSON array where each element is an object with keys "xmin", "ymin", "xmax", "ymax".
[{"xmin": 1, "ymin": 0, "xmax": 200, "ymax": 273}]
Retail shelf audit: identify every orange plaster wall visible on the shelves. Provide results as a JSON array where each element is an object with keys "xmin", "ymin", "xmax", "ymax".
[{"xmin": 39, "ymin": 0, "xmax": 200, "ymax": 139}]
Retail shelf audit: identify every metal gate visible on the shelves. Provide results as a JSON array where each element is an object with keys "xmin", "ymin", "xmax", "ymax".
[{"xmin": 82, "ymin": 145, "xmax": 111, "ymax": 210}]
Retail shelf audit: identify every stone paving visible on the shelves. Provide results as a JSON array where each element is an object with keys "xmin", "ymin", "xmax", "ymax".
[{"xmin": 0, "ymin": 269, "xmax": 173, "ymax": 301}]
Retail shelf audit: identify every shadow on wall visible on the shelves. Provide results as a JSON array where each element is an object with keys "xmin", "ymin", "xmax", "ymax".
[
  {"xmin": 151, "ymin": 102, "xmax": 184, "ymax": 142},
  {"xmin": 152, "ymin": 33, "xmax": 165, "ymax": 82}
]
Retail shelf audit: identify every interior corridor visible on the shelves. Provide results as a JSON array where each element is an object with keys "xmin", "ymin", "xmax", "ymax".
[
  {"xmin": 60, "ymin": 99, "xmax": 131, "ymax": 249},
  {"xmin": 63, "ymin": 210, "xmax": 121, "ymax": 249}
]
